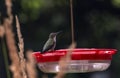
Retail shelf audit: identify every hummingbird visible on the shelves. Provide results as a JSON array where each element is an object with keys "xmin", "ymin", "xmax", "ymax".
[{"xmin": 41, "ymin": 31, "xmax": 61, "ymax": 53}]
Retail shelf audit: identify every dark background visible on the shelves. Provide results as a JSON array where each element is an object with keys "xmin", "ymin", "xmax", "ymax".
[{"xmin": 0, "ymin": 0, "xmax": 120, "ymax": 78}]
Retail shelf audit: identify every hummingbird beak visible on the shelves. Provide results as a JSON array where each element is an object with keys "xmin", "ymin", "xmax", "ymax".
[{"xmin": 56, "ymin": 31, "xmax": 62, "ymax": 35}]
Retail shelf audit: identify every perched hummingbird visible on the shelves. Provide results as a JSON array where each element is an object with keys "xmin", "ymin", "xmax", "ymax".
[{"xmin": 41, "ymin": 31, "xmax": 61, "ymax": 53}]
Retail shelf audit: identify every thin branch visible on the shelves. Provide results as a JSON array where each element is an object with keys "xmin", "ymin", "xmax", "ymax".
[
  {"xmin": 26, "ymin": 50, "xmax": 37, "ymax": 78},
  {"xmin": 4, "ymin": 18, "xmax": 22, "ymax": 78},
  {"xmin": 54, "ymin": 42, "xmax": 76, "ymax": 78},
  {"xmin": 4, "ymin": 0, "xmax": 22, "ymax": 78},
  {"xmin": 16, "ymin": 15, "xmax": 27, "ymax": 78}
]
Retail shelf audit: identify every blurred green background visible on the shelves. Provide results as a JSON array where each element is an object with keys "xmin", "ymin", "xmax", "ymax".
[{"xmin": 0, "ymin": 0, "xmax": 120, "ymax": 78}]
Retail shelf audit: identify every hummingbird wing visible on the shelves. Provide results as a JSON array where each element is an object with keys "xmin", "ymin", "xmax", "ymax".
[{"xmin": 42, "ymin": 38, "xmax": 55, "ymax": 53}]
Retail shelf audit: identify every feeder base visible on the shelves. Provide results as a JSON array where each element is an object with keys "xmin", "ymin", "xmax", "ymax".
[{"xmin": 38, "ymin": 60, "xmax": 110, "ymax": 73}]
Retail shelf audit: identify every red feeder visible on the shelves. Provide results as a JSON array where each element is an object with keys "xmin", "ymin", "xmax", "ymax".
[{"xmin": 33, "ymin": 48, "xmax": 117, "ymax": 73}]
